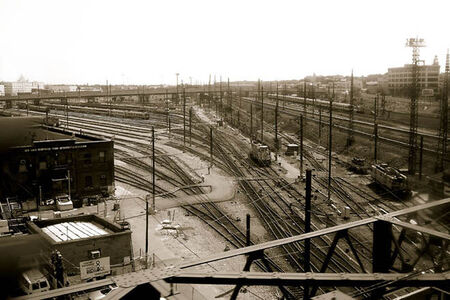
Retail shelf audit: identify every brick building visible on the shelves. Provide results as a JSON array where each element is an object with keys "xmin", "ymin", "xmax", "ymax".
[
  {"xmin": 0, "ymin": 117, "xmax": 114, "ymax": 205},
  {"xmin": 27, "ymin": 214, "xmax": 132, "ymax": 275}
]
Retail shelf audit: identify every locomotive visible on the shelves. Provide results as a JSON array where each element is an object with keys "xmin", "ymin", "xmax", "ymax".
[
  {"xmin": 249, "ymin": 140, "xmax": 271, "ymax": 166},
  {"xmin": 371, "ymin": 163, "xmax": 409, "ymax": 194}
]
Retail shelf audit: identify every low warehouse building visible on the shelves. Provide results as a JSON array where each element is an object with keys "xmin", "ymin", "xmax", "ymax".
[{"xmin": 27, "ymin": 214, "xmax": 132, "ymax": 276}]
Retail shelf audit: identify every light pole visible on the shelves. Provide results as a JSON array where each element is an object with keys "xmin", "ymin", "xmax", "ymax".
[{"xmin": 176, "ymin": 73, "xmax": 180, "ymax": 103}]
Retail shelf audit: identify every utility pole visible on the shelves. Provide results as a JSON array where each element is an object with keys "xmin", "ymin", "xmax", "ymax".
[
  {"xmin": 214, "ymin": 76, "xmax": 218, "ymax": 116},
  {"xmin": 347, "ymin": 70, "xmax": 355, "ymax": 148},
  {"xmin": 275, "ymin": 82, "xmax": 279, "ymax": 161},
  {"xmin": 374, "ymin": 95, "xmax": 378, "ymax": 162},
  {"xmin": 261, "ymin": 82, "xmax": 264, "ymax": 143},
  {"xmin": 228, "ymin": 78, "xmax": 232, "ymax": 125},
  {"xmin": 312, "ymin": 84, "xmax": 316, "ymax": 117},
  {"xmin": 419, "ymin": 136, "xmax": 424, "ymax": 179},
  {"xmin": 304, "ymin": 169, "xmax": 312, "ymax": 300},
  {"xmin": 106, "ymin": 80, "xmax": 110, "ymax": 115},
  {"xmin": 109, "ymin": 83, "xmax": 112, "ymax": 115},
  {"xmin": 67, "ymin": 170, "xmax": 71, "ymax": 201},
  {"xmin": 176, "ymin": 73, "xmax": 179, "ymax": 105},
  {"xmin": 152, "ymin": 126, "xmax": 155, "ymax": 213},
  {"xmin": 250, "ymin": 103, "xmax": 253, "ymax": 139},
  {"xmin": 318, "ymin": 106, "xmax": 322, "ymax": 146},
  {"xmin": 436, "ymin": 49, "xmax": 449, "ymax": 173},
  {"xmin": 220, "ymin": 77, "xmax": 223, "ymax": 120},
  {"xmin": 166, "ymin": 89, "xmax": 169, "ymax": 134},
  {"xmin": 406, "ymin": 37, "xmax": 425, "ymax": 175},
  {"xmin": 304, "ymin": 80, "xmax": 307, "ymax": 122},
  {"xmin": 300, "ymin": 115, "xmax": 304, "ymax": 179},
  {"xmin": 183, "ymin": 85, "xmax": 186, "ymax": 151},
  {"xmin": 209, "ymin": 127, "xmax": 213, "ymax": 174},
  {"xmin": 189, "ymin": 107, "xmax": 192, "ymax": 147},
  {"xmin": 168, "ymin": 116, "xmax": 171, "ymax": 139},
  {"xmin": 374, "ymin": 123, "xmax": 378, "ymax": 162},
  {"xmin": 208, "ymin": 74, "xmax": 211, "ymax": 110},
  {"xmin": 327, "ymin": 82, "xmax": 334, "ymax": 204},
  {"xmin": 238, "ymin": 88, "xmax": 241, "ymax": 126},
  {"xmin": 65, "ymin": 94, "xmax": 68, "ymax": 130}
]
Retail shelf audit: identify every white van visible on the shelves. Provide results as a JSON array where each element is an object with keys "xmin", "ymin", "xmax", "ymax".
[
  {"xmin": 56, "ymin": 194, "xmax": 73, "ymax": 211},
  {"xmin": 19, "ymin": 269, "xmax": 50, "ymax": 295}
]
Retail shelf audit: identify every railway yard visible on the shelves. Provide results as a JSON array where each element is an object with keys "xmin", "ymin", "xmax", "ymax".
[{"xmin": 1, "ymin": 87, "xmax": 448, "ymax": 299}]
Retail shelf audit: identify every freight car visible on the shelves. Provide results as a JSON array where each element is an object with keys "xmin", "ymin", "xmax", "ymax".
[
  {"xmin": 267, "ymin": 94, "xmax": 361, "ymax": 114},
  {"xmin": 249, "ymin": 140, "xmax": 271, "ymax": 166},
  {"xmin": 16, "ymin": 103, "xmax": 50, "ymax": 113},
  {"xmin": 67, "ymin": 106, "xmax": 150, "ymax": 119},
  {"xmin": 371, "ymin": 163, "xmax": 409, "ymax": 193}
]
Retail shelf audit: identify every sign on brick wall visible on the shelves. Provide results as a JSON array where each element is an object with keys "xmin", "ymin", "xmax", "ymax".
[{"xmin": 80, "ymin": 257, "xmax": 110, "ymax": 280}]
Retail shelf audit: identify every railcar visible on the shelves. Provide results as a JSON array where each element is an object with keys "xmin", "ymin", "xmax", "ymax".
[
  {"xmin": 348, "ymin": 157, "xmax": 368, "ymax": 174},
  {"xmin": 28, "ymin": 105, "xmax": 49, "ymax": 113},
  {"xmin": 44, "ymin": 116, "xmax": 60, "ymax": 127},
  {"xmin": 124, "ymin": 110, "xmax": 149, "ymax": 119},
  {"xmin": 249, "ymin": 140, "xmax": 271, "ymax": 166},
  {"xmin": 16, "ymin": 102, "xmax": 28, "ymax": 109},
  {"xmin": 267, "ymin": 94, "xmax": 361, "ymax": 114},
  {"xmin": 371, "ymin": 163, "xmax": 409, "ymax": 193}
]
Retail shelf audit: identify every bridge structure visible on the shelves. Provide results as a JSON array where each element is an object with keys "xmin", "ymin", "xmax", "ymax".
[{"xmin": 16, "ymin": 198, "xmax": 450, "ymax": 300}]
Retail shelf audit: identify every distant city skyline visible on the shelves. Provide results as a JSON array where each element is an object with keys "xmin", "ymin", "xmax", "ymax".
[{"xmin": 0, "ymin": 0, "xmax": 448, "ymax": 85}]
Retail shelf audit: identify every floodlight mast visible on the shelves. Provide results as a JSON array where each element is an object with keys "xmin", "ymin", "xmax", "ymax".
[{"xmin": 405, "ymin": 37, "xmax": 425, "ymax": 175}]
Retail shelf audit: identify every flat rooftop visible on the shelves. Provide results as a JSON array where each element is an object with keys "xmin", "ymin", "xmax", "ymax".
[
  {"xmin": 28, "ymin": 214, "xmax": 128, "ymax": 245},
  {"xmin": 42, "ymin": 221, "xmax": 111, "ymax": 242},
  {"xmin": 0, "ymin": 116, "xmax": 105, "ymax": 152}
]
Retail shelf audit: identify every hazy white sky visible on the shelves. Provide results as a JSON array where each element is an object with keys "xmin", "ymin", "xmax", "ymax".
[{"xmin": 0, "ymin": 0, "xmax": 448, "ymax": 85}]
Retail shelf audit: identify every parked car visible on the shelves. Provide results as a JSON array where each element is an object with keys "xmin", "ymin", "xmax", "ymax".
[
  {"xmin": 88, "ymin": 284, "xmax": 117, "ymax": 300},
  {"xmin": 55, "ymin": 195, "xmax": 73, "ymax": 211}
]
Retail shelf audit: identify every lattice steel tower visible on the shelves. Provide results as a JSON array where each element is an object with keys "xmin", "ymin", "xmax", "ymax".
[
  {"xmin": 436, "ymin": 49, "xmax": 449, "ymax": 172},
  {"xmin": 346, "ymin": 70, "xmax": 355, "ymax": 148},
  {"xmin": 406, "ymin": 37, "xmax": 425, "ymax": 175}
]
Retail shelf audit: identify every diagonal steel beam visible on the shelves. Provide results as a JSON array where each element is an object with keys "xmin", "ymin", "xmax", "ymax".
[
  {"xmin": 378, "ymin": 216, "xmax": 450, "ymax": 240},
  {"xmin": 343, "ymin": 230, "xmax": 366, "ymax": 273},
  {"xmin": 230, "ymin": 251, "xmax": 260, "ymax": 300},
  {"xmin": 390, "ymin": 228, "xmax": 409, "ymax": 271},
  {"xmin": 310, "ymin": 231, "xmax": 343, "ymax": 297}
]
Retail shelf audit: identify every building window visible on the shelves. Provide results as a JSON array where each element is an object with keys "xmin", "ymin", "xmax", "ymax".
[
  {"xmin": 99, "ymin": 151, "xmax": 105, "ymax": 162},
  {"xmin": 100, "ymin": 175, "xmax": 107, "ymax": 186},
  {"xmin": 58, "ymin": 153, "xmax": 67, "ymax": 165},
  {"xmin": 89, "ymin": 249, "xmax": 101, "ymax": 259},
  {"xmin": 83, "ymin": 153, "xmax": 92, "ymax": 165},
  {"xmin": 39, "ymin": 161, "xmax": 47, "ymax": 170},
  {"xmin": 19, "ymin": 159, "xmax": 27, "ymax": 173},
  {"xmin": 85, "ymin": 176, "xmax": 93, "ymax": 188}
]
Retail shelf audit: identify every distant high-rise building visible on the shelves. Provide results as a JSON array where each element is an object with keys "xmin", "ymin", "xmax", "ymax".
[{"xmin": 387, "ymin": 58, "xmax": 440, "ymax": 97}]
